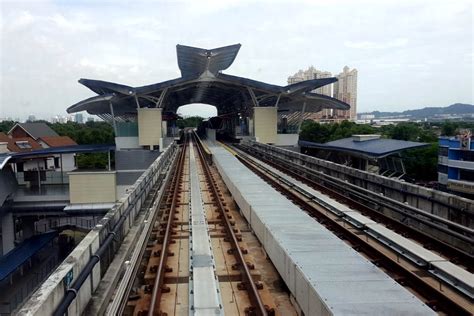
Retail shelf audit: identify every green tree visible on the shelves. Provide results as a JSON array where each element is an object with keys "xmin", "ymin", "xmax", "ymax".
[
  {"xmin": 300, "ymin": 120, "xmax": 376, "ymax": 143},
  {"xmin": 300, "ymin": 121, "xmax": 332, "ymax": 143},
  {"xmin": 176, "ymin": 116, "xmax": 204, "ymax": 128},
  {"xmin": 384, "ymin": 122, "xmax": 421, "ymax": 141},
  {"xmin": 49, "ymin": 121, "xmax": 114, "ymax": 169},
  {"xmin": 0, "ymin": 120, "xmax": 16, "ymax": 133},
  {"xmin": 441, "ymin": 121, "xmax": 458, "ymax": 136},
  {"xmin": 401, "ymin": 143, "xmax": 439, "ymax": 181},
  {"xmin": 49, "ymin": 121, "xmax": 114, "ymax": 144}
]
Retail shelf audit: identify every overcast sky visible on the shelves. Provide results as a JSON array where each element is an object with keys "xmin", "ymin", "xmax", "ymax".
[{"xmin": 0, "ymin": 0, "xmax": 472, "ymax": 119}]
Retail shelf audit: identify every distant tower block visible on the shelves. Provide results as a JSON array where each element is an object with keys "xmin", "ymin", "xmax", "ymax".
[
  {"xmin": 253, "ymin": 107, "xmax": 277, "ymax": 144},
  {"xmin": 138, "ymin": 108, "xmax": 162, "ymax": 149}
]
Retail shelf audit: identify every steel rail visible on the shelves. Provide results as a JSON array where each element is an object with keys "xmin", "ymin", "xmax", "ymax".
[
  {"xmin": 238, "ymin": 144, "xmax": 474, "ymax": 262},
  {"xmin": 53, "ymin": 145, "xmax": 178, "ymax": 316},
  {"xmin": 107, "ymin": 145, "xmax": 181, "ymax": 315},
  {"xmin": 235, "ymin": 149, "xmax": 473, "ymax": 315},
  {"xmin": 243, "ymin": 145, "xmax": 473, "ymax": 238},
  {"xmin": 148, "ymin": 135, "xmax": 188, "ymax": 316},
  {"xmin": 193, "ymin": 132, "xmax": 268, "ymax": 316},
  {"xmin": 254, "ymin": 142, "xmax": 474, "ymax": 217}
]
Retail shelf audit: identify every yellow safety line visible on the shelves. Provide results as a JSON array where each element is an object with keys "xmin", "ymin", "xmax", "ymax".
[{"xmin": 217, "ymin": 141, "xmax": 238, "ymax": 156}]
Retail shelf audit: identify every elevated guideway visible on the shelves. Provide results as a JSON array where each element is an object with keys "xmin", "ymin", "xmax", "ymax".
[
  {"xmin": 16, "ymin": 136, "xmax": 473, "ymax": 316},
  {"xmin": 207, "ymin": 141, "xmax": 435, "ymax": 316}
]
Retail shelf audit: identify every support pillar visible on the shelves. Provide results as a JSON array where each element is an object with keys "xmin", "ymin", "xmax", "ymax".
[
  {"xmin": 1, "ymin": 212, "xmax": 15, "ymax": 255},
  {"xmin": 161, "ymin": 120, "xmax": 167, "ymax": 138},
  {"xmin": 22, "ymin": 218, "xmax": 35, "ymax": 240},
  {"xmin": 297, "ymin": 102, "xmax": 307, "ymax": 134},
  {"xmin": 137, "ymin": 108, "xmax": 162, "ymax": 150},
  {"xmin": 253, "ymin": 107, "xmax": 277, "ymax": 144}
]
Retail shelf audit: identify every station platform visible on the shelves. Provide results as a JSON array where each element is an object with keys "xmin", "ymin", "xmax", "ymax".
[{"xmin": 206, "ymin": 142, "xmax": 435, "ymax": 316}]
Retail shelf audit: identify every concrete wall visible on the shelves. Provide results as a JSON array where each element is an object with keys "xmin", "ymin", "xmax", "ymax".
[
  {"xmin": 138, "ymin": 108, "xmax": 162, "ymax": 147},
  {"xmin": 1, "ymin": 212, "xmax": 14, "ymax": 255},
  {"xmin": 61, "ymin": 153, "xmax": 76, "ymax": 171},
  {"xmin": 275, "ymin": 133, "xmax": 299, "ymax": 146},
  {"xmin": 253, "ymin": 107, "xmax": 277, "ymax": 144},
  {"xmin": 0, "ymin": 167, "xmax": 17, "ymax": 207},
  {"xmin": 206, "ymin": 128, "xmax": 216, "ymax": 141},
  {"xmin": 115, "ymin": 136, "xmax": 140, "ymax": 150},
  {"xmin": 115, "ymin": 150, "xmax": 161, "ymax": 185},
  {"xmin": 17, "ymin": 143, "xmax": 178, "ymax": 316},
  {"xmin": 115, "ymin": 150, "xmax": 161, "ymax": 171},
  {"xmin": 69, "ymin": 171, "xmax": 117, "ymax": 204}
]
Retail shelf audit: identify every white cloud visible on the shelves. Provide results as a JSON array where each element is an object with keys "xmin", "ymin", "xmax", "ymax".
[
  {"xmin": 48, "ymin": 13, "xmax": 96, "ymax": 32},
  {"xmin": 5, "ymin": 10, "xmax": 36, "ymax": 31},
  {"xmin": 0, "ymin": 0, "xmax": 472, "ymax": 118},
  {"xmin": 344, "ymin": 38, "xmax": 409, "ymax": 50}
]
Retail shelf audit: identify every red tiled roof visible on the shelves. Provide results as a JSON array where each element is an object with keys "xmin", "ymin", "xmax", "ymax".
[
  {"xmin": 39, "ymin": 136, "xmax": 77, "ymax": 147},
  {"xmin": 0, "ymin": 132, "xmax": 43, "ymax": 152}
]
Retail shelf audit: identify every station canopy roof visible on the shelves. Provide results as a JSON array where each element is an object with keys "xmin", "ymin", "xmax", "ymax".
[
  {"xmin": 299, "ymin": 136, "xmax": 429, "ymax": 159},
  {"xmin": 67, "ymin": 44, "xmax": 349, "ymax": 122}
]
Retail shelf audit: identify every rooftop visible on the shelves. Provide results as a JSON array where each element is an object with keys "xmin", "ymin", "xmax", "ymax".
[
  {"xmin": 66, "ymin": 44, "xmax": 350, "ymax": 123},
  {"xmin": 0, "ymin": 231, "xmax": 58, "ymax": 281},
  {"xmin": 299, "ymin": 136, "xmax": 429, "ymax": 158},
  {"xmin": 40, "ymin": 136, "xmax": 77, "ymax": 147},
  {"xmin": 0, "ymin": 144, "xmax": 115, "ymax": 170},
  {"xmin": 10, "ymin": 123, "xmax": 59, "ymax": 139}
]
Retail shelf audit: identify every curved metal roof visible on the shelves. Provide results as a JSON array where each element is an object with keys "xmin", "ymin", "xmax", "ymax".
[
  {"xmin": 299, "ymin": 138, "xmax": 429, "ymax": 158},
  {"xmin": 177, "ymin": 44, "xmax": 241, "ymax": 77},
  {"xmin": 67, "ymin": 44, "xmax": 350, "ymax": 119}
]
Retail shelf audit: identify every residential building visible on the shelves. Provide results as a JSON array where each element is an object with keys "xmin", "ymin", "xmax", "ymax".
[
  {"xmin": 334, "ymin": 66, "xmax": 358, "ymax": 120},
  {"xmin": 1, "ymin": 123, "xmax": 78, "ymax": 185},
  {"xmin": 288, "ymin": 66, "xmax": 333, "ymax": 120},
  {"xmin": 288, "ymin": 65, "xmax": 358, "ymax": 121},
  {"xmin": 74, "ymin": 113, "xmax": 84, "ymax": 124},
  {"xmin": 438, "ymin": 131, "xmax": 474, "ymax": 197}
]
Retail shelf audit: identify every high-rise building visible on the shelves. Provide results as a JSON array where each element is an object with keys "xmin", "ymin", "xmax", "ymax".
[
  {"xmin": 288, "ymin": 65, "xmax": 358, "ymax": 121},
  {"xmin": 288, "ymin": 66, "xmax": 332, "ymax": 96},
  {"xmin": 333, "ymin": 66, "xmax": 358, "ymax": 120},
  {"xmin": 75, "ymin": 113, "xmax": 84, "ymax": 124},
  {"xmin": 288, "ymin": 66, "xmax": 333, "ymax": 120}
]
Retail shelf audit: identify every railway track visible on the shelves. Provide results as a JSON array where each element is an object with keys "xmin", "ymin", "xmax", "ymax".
[
  {"xmin": 236, "ymin": 142, "xmax": 474, "ymax": 267},
  {"xmin": 230, "ymin": 144, "xmax": 473, "ymax": 315},
  {"xmin": 118, "ymin": 133, "xmax": 289, "ymax": 315}
]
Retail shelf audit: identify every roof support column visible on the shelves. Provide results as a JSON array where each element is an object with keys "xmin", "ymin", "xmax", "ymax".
[
  {"xmin": 134, "ymin": 94, "xmax": 140, "ymax": 109},
  {"xmin": 274, "ymin": 93, "xmax": 281, "ymax": 107},
  {"xmin": 247, "ymin": 87, "xmax": 259, "ymax": 107},
  {"xmin": 109, "ymin": 101, "xmax": 118, "ymax": 136},
  {"xmin": 297, "ymin": 101, "xmax": 307, "ymax": 134},
  {"xmin": 156, "ymin": 88, "xmax": 168, "ymax": 108}
]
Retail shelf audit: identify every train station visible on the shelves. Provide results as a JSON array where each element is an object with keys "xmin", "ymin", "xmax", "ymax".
[{"xmin": 1, "ymin": 44, "xmax": 472, "ymax": 315}]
